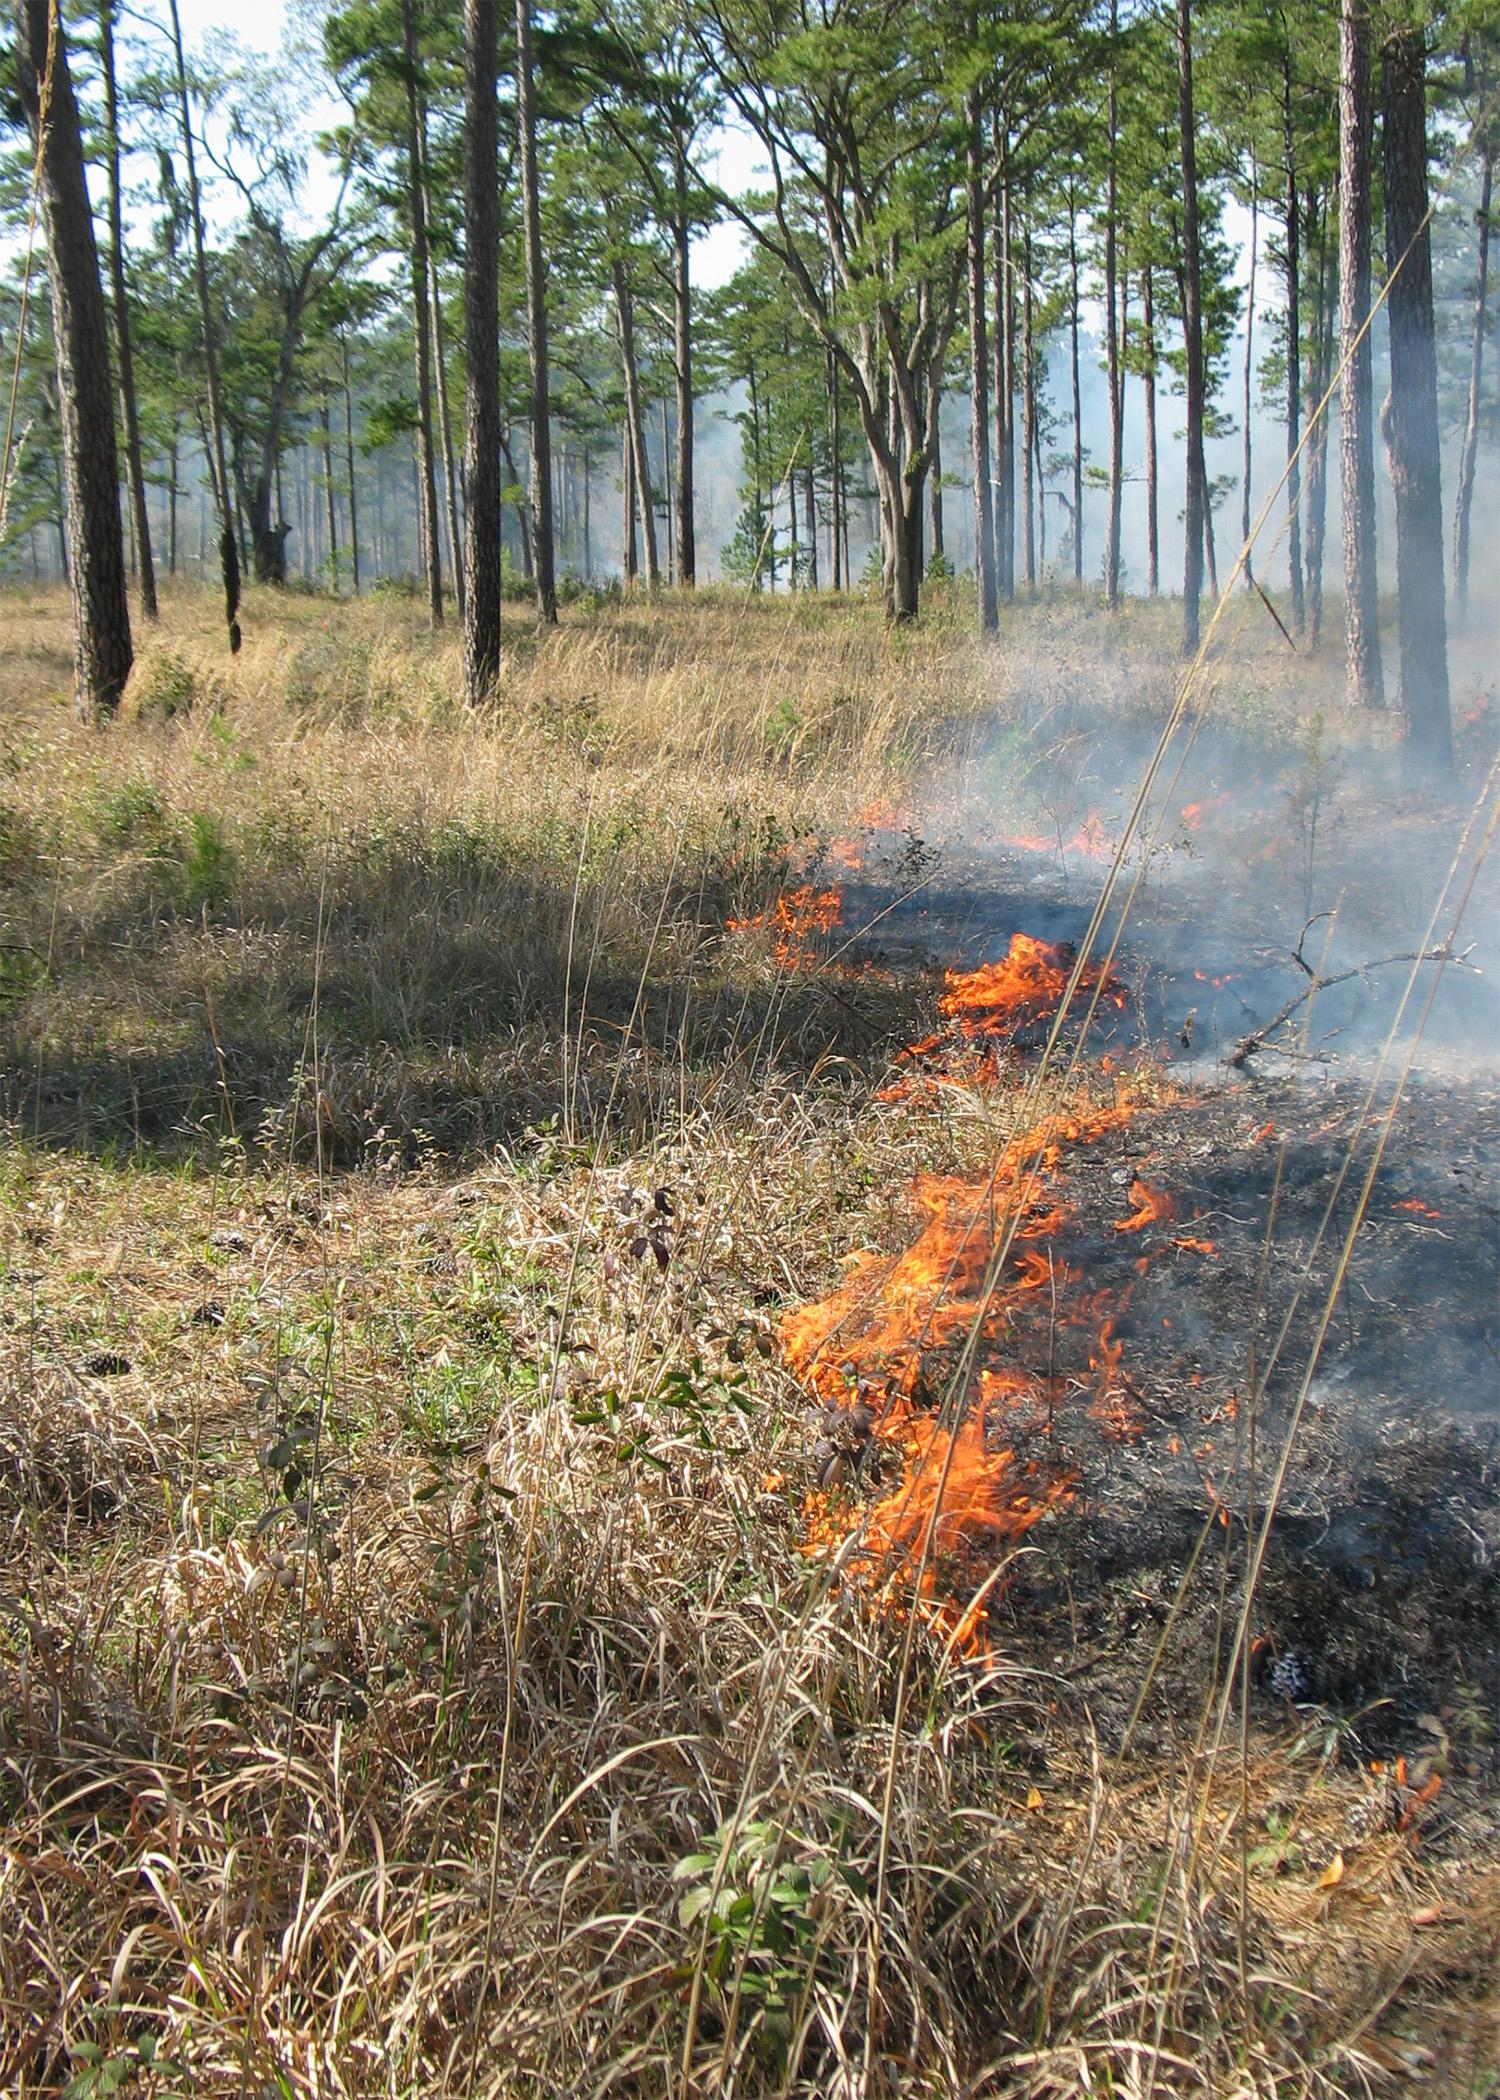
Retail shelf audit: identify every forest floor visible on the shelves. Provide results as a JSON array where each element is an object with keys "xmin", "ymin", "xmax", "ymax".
[{"xmin": 1, "ymin": 580, "xmax": 1497, "ymax": 2097}]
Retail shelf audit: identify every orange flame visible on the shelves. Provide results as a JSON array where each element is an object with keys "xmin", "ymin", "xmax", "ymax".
[
  {"xmin": 938, "ymin": 935, "xmax": 1124, "ymax": 1039},
  {"xmin": 728, "ymin": 883, "xmax": 843, "ymax": 968},
  {"xmin": 1114, "ymin": 1178, "xmax": 1177, "ymax": 1233}
]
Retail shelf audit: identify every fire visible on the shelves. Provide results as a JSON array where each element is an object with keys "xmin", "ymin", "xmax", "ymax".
[
  {"xmin": 1000, "ymin": 813, "xmax": 1113, "ymax": 861},
  {"xmin": 1114, "ymin": 1177, "xmax": 1177, "ymax": 1233},
  {"xmin": 938, "ymin": 934, "xmax": 1125, "ymax": 1039},
  {"xmin": 784, "ymin": 1093, "xmax": 1162, "ymax": 1658},
  {"xmin": 1393, "ymin": 1198, "xmax": 1441, "ymax": 1221},
  {"xmin": 728, "ymin": 883, "xmax": 843, "ymax": 968},
  {"xmin": 1180, "ymin": 792, "xmax": 1230, "ymax": 831}
]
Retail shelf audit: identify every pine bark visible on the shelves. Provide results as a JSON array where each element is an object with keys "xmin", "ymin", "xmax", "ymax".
[
  {"xmin": 167, "ymin": 0, "xmax": 239, "ymax": 651},
  {"xmin": 613, "ymin": 258, "xmax": 658, "ymax": 590},
  {"xmin": 401, "ymin": 0, "xmax": 443, "ymax": 625},
  {"xmin": 16, "ymin": 0, "xmax": 133, "ymax": 717},
  {"xmin": 1104, "ymin": 10, "xmax": 1123, "ymax": 609},
  {"xmin": 966, "ymin": 76, "xmax": 997, "ymax": 631},
  {"xmin": 1453, "ymin": 132, "xmax": 1493, "ymax": 627},
  {"xmin": 462, "ymin": 0, "xmax": 502, "ymax": 700},
  {"xmin": 1282, "ymin": 47, "xmax": 1305, "ymax": 633},
  {"xmin": 672, "ymin": 150, "xmax": 696, "ymax": 588},
  {"xmin": 99, "ymin": 0, "xmax": 156, "ymax": 622},
  {"xmin": 1381, "ymin": 24, "xmax": 1451, "ymax": 772},
  {"xmin": 1339, "ymin": 0, "xmax": 1384, "ymax": 705},
  {"xmin": 516, "ymin": 0, "xmax": 556, "ymax": 621},
  {"xmin": 1176, "ymin": 0, "xmax": 1206, "ymax": 652}
]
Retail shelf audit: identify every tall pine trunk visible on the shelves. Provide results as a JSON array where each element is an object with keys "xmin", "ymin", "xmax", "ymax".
[
  {"xmin": 1022, "ymin": 224, "xmax": 1037, "ymax": 591},
  {"xmin": 516, "ymin": 0, "xmax": 556, "ymax": 621},
  {"xmin": 1242, "ymin": 161, "xmax": 1257, "ymax": 582},
  {"xmin": 16, "ymin": 0, "xmax": 132, "ymax": 716},
  {"xmin": 672, "ymin": 150, "xmax": 695, "ymax": 588},
  {"xmin": 1105, "ymin": 0, "xmax": 1123, "ymax": 606},
  {"xmin": 1068, "ymin": 190, "xmax": 1084, "ymax": 586},
  {"xmin": 342, "ymin": 333, "xmax": 362, "ymax": 594},
  {"xmin": 401, "ymin": 0, "xmax": 443, "ymax": 624},
  {"xmin": 1142, "ymin": 265, "xmax": 1159, "ymax": 594},
  {"xmin": 167, "ymin": 0, "xmax": 238, "ymax": 651},
  {"xmin": 1452, "ymin": 124, "xmax": 1493, "ymax": 626},
  {"xmin": 462, "ymin": 0, "xmax": 501, "ymax": 698},
  {"xmin": 1381, "ymin": 25, "xmax": 1451, "ymax": 771},
  {"xmin": 1177, "ymin": 0, "xmax": 1206, "ymax": 652},
  {"xmin": 612, "ymin": 259, "xmax": 658, "ymax": 590},
  {"xmin": 1339, "ymin": 0, "xmax": 1384, "ymax": 705},
  {"xmin": 429, "ymin": 250, "xmax": 465, "ymax": 617},
  {"xmin": 99, "ymin": 0, "xmax": 156, "ymax": 622},
  {"xmin": 1282, "ymin": 47, "xmax": 1305, "ymax": 634},
  {"xmin": 966, "ymin": 75, "xmax": 997, "ymax": 631}
]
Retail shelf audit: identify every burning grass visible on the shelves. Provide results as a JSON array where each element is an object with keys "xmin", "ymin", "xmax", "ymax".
[{"xmin": 1, "ymin": 584, "xmax": 1497, "ymax": 2095}]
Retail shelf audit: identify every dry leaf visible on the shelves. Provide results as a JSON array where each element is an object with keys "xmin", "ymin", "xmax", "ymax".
[
  {"xmin": 1025, "ymin": 1787, "xmax": 1044, "ymax": 1812},
  {"xmin": 1410, "ymin": 1905, "xmax": 1442, "ymax": 1926},
  {"xmin": 1317, "ymin": 1851, "xmax": 1345, "ymax": 1889}
]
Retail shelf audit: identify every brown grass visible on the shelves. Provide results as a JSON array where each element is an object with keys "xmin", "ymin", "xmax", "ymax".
[{"xmin": 1, "ymin": 583, "xmax": 1495, "ymax": 2097}]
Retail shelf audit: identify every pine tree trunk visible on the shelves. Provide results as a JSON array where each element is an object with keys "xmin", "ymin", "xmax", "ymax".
[
  {"xmin": 99, "ymin": 0, "xmax": 156, "ymax": 623},
  {"xmin": 1452, "ymin": 132, "xmax": 1493, "ymax": 628},
  {"xmin": 967, "ymin": 77, "xmax": 997, "ymax": 630},
  {"xmin": 17, "ymin": 0, "xmax": 133, "ymax": 715},
  {"xmin": 1105, "ymin": 0, "xmax": 1123, "ymax": 607},
  {"xmin": 1282, "ymin": 47, "xmax": 1305, "ymax": 634},
  {"xmin": 1339, "ymin": 0, "xmax": 1384, "ymax": 706},
  {"xmin": 1305, "ymin": 190, "xmax": 1335, "ymax": 648},
  {"xmin": 516, "ymin": 0, "xmax": 556, "ymax": 621},
  {"xmin": 1142, "ymin": 266, "xmax": 1159, "ymax": 595},
  {"xmin": 621, "ymin": 421, "xmax": 637, "ymax": 587},
  {"xmin": 672, "ymin": 154, "xmax": 696, "ymax": 588},
  {"xmin": 1176, "ymin": 0, "xmax": 1206, "ymax": 652},
  {"xmin": 1242, "ymin": 159, "xmax": 1257, "ymax": 583},
  {"xmin": 613, "ymin": 259, "xmax": 658, "ymax": 590},
  {"xmin": 1381, "ymin": 25, "xmax": 1452, "ymax": 771},
  {"xmin": 428, "ymin": 250, "xmax": 465, "ymax": 618},
  {"xmin": 1068, "ymin": 196, "xmax": 1084, "ymax": 587},
  {"xmin": 662, "ymin": 398, "xmax": 675, "ymax": 582},
  {"xmin": 1022, "ymin": 224, "xmax": 1036, "ymax": 592},
  {"xmin": 320, "ymin": 397, "xmax": 338, "ymax": 587},
  {"xmin": 167, "ymin": 0, "xmax": 238, "ymax": 650},
  {"xmin": 401, "ymin": 0, "xmax": 443, "ymax": 624},
  {"xmin": 342, "ymin": 332, "xmax": 362, "ymax": 595},
  {"xmin": 462, "ymin": 0, "xmax": 500, "ymax": 695}
]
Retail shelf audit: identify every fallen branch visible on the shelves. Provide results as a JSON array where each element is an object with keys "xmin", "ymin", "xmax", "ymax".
[{"xmin": 1227, "ymin": 935, "xmax": 1477, "ymax": 1068}]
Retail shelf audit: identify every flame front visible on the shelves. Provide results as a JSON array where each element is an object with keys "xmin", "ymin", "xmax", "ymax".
[
  {"xmin": 786, "ymin": 1096, "xmax": 1157, "ymax": 1660},
  {"xmin": 728, "ymin": 883, "xmax": 843, "ymax": 968}
]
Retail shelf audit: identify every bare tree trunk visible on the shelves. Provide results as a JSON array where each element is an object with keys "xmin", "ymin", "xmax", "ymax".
[
  {"xmin": 672, "ymin": 152, "xmax": 696, "ymax": 588},
  {"xmin": 462, "ymin": 0, "xmax": 501, "ymax": 697},
  {"xmin": 1453, "ymin": 128, "xmax": 1493, "ymax": 627},
  {"xmin": 661, "ymin": 397, "xmax": 675, "ymax": 582},
  {"xmin": 993, "ymin": 155, "xmax": 1016, "ymax": 601},
  {"xmin": 17, "ymin": 0, "xmax": 132, "ymax": 715},
  {"xmin": 612, "ymin": 259, "xmax": 658, "ymax": 590},
  {"xmin": 1305, "ymin": 189, "xmax": 1335, "ymax": 648},
  {"xmin": 167, "ymin": 413, "xmax": 180, "ymax": 576},
  {"xmin": 621, "ymin": 421, "xmax": 637, "ymax": 587},
  {"xmin": 1068, "ymin": 191, "xmax": 1084, "ymax": 586},
  {"xmin": 341, "ymin": 332, "xmax": 362, "ymax": 594},
  {"xmin": 1242, "ymin": 157, "xmax": 1257, "ymax": 583},
  {"xmin": 99, "ymin": 0, "xmax": 156, "ymax": 623},
  {"xmin": 1142, "ymin": 265, "xmax": 1159, "ymax": 595},
  {"xmin": 515, "ymin": 0, "xmax": 556, "ymax": 621},
  {"xmin": 1105, "ymin": 0, "xmax": 1123, "ymax": 607},
  {"xmin": 1282, "ymin": 46, "xmax": 1305, "ymax": 634},
  {"xmin": 1177, "ymin": 0, "xmax": 1206, "ymax": 653},
  {"xmin": 319, "ymin": 395, "xmax": 338, "ymax": 588},
  {"xmin": 401, "ymin": 0, "xmax": 443, "ymax": 625},
  {"xmin": 1022, "ymin": 223, "xmax": 1036, "ymax": 592},
  {"xmin": 805, "ymin": 465, "xmax": 819, "ymax": 590},
  {"xmin": 1339, "ymin": 0, "xmax": 1384, "ymax": 705},
  {"xmin": 967, "ymin": 79, "xmax": 997, "ymax": 630},
  {"xmin": 167, "ymin": 0, "xmax": 239, "ymax": 651},
  {"xmin": 1382, "ymin": 24, "xmax": 1452, "ymax": 771},
  {"xmin": 429, "ymin": 250, "xmax": 465, "ymax": 618}
]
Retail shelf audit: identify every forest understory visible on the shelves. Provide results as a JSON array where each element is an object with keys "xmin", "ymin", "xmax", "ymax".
[{"xmin": 1, "ymin": 584, "xmax": 1498, "ymax": 2098}]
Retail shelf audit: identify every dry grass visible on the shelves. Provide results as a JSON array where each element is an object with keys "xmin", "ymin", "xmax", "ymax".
[{"xmin": 1, "ymin": 583, "xmax": 1496, "ymax": 2097}]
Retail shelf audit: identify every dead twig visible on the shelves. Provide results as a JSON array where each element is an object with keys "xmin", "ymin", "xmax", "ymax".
[{"xmin": 1227, "ymin": 938, "xmax": 1477, "ymax": 1067}]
